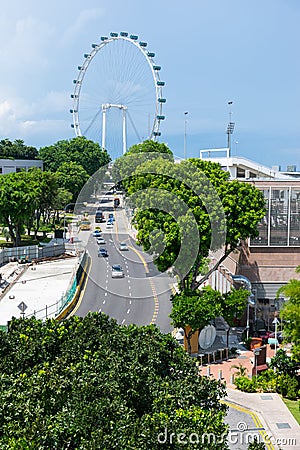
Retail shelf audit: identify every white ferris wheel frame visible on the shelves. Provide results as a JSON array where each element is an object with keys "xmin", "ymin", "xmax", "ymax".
[{"xmin": 70, "ymin": 34, "xmax": 165, "ymax": 153}]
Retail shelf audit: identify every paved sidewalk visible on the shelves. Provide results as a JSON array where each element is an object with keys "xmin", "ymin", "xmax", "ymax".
[
  {"xmin": 226, "ymin": 388, "xmax": 300, "ymax": 450},
  {"xmin": 0, "ymin": 256, "xmax": 79, "ymax": 325},
  {"xmin": 199, "ymin": 347, "xmax": 276, "ymax": 387},
  {"xmin": 198, "ymin": 348, "xmax": 300, "ymax": 449}
]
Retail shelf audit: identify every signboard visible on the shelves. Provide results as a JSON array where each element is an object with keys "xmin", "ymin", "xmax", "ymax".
[
  {"xmin": 198, "ymin": 325, "xmax": 216, "ymax": 349},
  {"xmin": 18, "ymin": 302, "xmax": 27, "ymax": 313}
]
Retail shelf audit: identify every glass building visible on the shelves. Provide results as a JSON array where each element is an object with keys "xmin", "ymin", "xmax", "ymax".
[{"xmin": 249, "ymin": 182, "xmax": 300, "ymax": 247}]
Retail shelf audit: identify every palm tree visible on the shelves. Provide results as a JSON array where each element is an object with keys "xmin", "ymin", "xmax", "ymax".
[{"xmin": 230, "ymin": 362, "xmax": 248, "ymax": 377}]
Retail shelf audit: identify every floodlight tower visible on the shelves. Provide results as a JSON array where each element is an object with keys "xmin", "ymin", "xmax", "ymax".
[{"xmin": 227, "ymin": 101, "xmax": 235, "ymax": 156}]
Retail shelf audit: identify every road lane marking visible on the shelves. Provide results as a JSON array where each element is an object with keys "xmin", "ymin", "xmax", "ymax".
[{"xmin": 222, "ymin": 400, "xmax": 275, "ymax": 450}]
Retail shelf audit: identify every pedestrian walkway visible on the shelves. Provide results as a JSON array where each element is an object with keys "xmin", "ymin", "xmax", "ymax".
[
  {"xmin": 198, "ymin": 347, "xmax": 300, "ymax": 449},
  {"xmin": 0, "ymin": 256, "xmax": 79, "ymax": 325},
  {"xmin": 199, "ymin": 346, "xmax": 276, "ymax": 387},
  {"xmin": 225, "ymin": 388, "xmax": 300, "ymax": 450}
]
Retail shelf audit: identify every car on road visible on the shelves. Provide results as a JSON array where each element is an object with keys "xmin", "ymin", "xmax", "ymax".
[
  {"xmin": 108, "ymin": 213, "xmax": 115, "ymax": 222},
  {"xmin": 92, "ymin": 229, "xmax": 102, "ymax": 237},
  {"xmin": 97, "ymin": 237, "xmax": 106, "ymax": 245},
  {"xmin": 98, "ymin": 248, "xmax": 108, "ymax": 257},
  {"xmin": 111, "ymin": 264, "xmax": 124, "ymax": 278},
  {"xmin": 119, "ymin": 242, "xmax": 128, "ymax": 251},
  {"xmin": 106, "ymin": 221, "xmax": 113, "ymax": 229}
]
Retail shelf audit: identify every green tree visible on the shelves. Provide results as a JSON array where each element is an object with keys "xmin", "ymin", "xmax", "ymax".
[
  {"xmin": 0, "ymin": 314, "xmax": 228, "ymax": 449},
  {"xmin": 0, "ymin": 171, "xmax": 38, "ymax": 246},
  {"xmin": 247, "ymin": 437, "xmax": 266, "ymax": 449},
  {"xmin": 116, "ymin": 150, "xmax": 266, "ymax": 292},
  {"xmin": 126, "ymin": 139, "xmax": 173, "ymax": 156},
  {"xmin": 269, "ymin": 348, "xmax": 299, "ymax": 376},
  {"xmin": 277, "ymin": 266, "xmax": 300, "ymax": 360},
  {"xmin": 26, "ymin": 169, "xmax": 59, "ymax": 238},
  {"xmin": 170, "ymin": 287, "xmax": 223, "ymax": 354},
  {"xmin": 0, "ymin": 138, "xmax": 39, "ymax": 160},
  {"xmin": 56, "ymin": 162, "xmax": 89, "ymax": 201},
  {"xmin": 51, "ymin": 187, "xmax": 73, "ymax": 223},
  {"xmin": 221, "ymin": 288, "xmax": 249, "ymax": 347},
  {"xmin": 38, "ymin": 136, "xmax": 110, "ymax": 175}
]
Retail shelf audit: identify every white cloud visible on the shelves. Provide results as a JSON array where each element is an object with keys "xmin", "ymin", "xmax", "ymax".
[{"xmin": 62, "ymin": 8, "xmax": 105, "ymax": 44}]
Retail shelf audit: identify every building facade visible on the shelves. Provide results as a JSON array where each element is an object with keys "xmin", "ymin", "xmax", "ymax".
[
  {"xmin": 0, "ymin": 159, "xmax": 43, "ymax": 174},
  {"xmin": 200, "ymin": 149, "xmax": 300, "ymax": 330}
]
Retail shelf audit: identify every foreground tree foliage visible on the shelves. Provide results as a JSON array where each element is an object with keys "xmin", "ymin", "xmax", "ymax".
[{"xmin": 0, "ymin": 314, "xmax": 228, "ymax": 449}]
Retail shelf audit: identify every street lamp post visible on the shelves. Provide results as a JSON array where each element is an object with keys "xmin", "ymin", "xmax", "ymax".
[
  {"xmin": 184, "ymin": 111, "xmax": 188, "ymax": 159},
  {"xmin": 273, "ymin": 316, "xmax": 279, "ymax": 355},
  {"xmin": 231, "ymin": 274, "xmax": 256, "ymax": 340},
  {"xmin": 63, "ymin": 202, "xmax": 87, "ymax": 240}
]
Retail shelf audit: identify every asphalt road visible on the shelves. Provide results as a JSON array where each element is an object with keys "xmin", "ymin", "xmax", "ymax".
[{"xmin": 75, "ymin": 206, "xmax": 175, "ymax": 333}]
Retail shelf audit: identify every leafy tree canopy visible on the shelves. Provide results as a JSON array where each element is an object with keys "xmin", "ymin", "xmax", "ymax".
[
  {"xmin": 56, "ymin": 162, "xmax": 89, "ymax": 201},
  {"xmin": 0, "ymin": 314, "xmax": 228, "ymax": 449},
  {"xmin": 38, "ymin": 136, "xmax": 111, "ymax": 175},
  {"xmin": 126, "ymin": 139, "xmax": 173, "ymax": 156},
  {"xmin": 0, "ymin": 171, "xmax": 41, "ymax": 245},
  {"xmin": 114, "ymin": 150, "xmax": 266, "ymax": 291},
  {"xmin": 0, "ymin": 138, "xmax": 39, "ymax": 160},
  {"xmin": 278, "ymin": 266, "xmax": 300, "ymax": 360},
  {"xmin": 170, "ymin": 287, "xmax": 248, "ymax": 353}
]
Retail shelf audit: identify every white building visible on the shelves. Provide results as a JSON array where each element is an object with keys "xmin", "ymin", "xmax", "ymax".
[{"xmin": 0, "ymin": 159, "xmax": 43, "ymax": 174}]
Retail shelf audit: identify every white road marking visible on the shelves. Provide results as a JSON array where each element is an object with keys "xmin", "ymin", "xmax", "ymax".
[{"xmin": 127, "ymin": 309, "xmax": 130, "ymax": 314}]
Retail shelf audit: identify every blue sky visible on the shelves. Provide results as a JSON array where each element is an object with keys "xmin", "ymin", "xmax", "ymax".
[{"xmin": 0, "ymin": 0, "xmax": 299, "ymax": 169}]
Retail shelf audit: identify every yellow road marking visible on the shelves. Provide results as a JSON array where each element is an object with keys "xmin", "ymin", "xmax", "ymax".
[
  {"xmin": 68, "ymin": 256, "xmax": 92, "ymax": 317},
  {"xmin": 222, "ymin": 400, "xmax": 275, "ymax": 449},
  {"xmin": 119, "ymin": 207, "xmax": 159, "ymax": 323}
]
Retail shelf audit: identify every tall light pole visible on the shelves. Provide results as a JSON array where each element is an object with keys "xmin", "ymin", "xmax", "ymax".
[
  {"xmin": 184, "ymin": 111, "xmax": 188, "ymax": 159},
  {"xmin": 227, "ymin": 101, "xmax": 235, "ymax": 157},
  {"xmin": 231, "ymin": 274, "xmax": 256, "ymax": 340}
]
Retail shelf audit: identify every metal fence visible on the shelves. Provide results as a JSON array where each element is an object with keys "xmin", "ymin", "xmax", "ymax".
[
  {"xmin": 24, "ymin": 251, "xmax": 87, "ymax": 322},
  {"xmin": 0, "ymin": 243, "xmax": 66, "ymax": 266}
]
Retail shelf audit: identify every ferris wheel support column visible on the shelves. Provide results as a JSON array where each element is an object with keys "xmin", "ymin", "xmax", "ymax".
[
  {"xmin": 122, "ymin": 107, "xmax": 127, "ymax": 155},
  {"xmin": 102, "ymin": 106, "xmax": 107, "ymax": 150}
]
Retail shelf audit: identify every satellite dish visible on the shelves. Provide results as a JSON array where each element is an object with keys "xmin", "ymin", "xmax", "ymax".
[{"xmin": 198, "ymin": 325, "xmax": 217, "ymax": 349}]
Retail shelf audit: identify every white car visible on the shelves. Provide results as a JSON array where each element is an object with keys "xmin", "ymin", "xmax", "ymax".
[
  {"xmin": 106, "ymin": 222, "xmax": 113, "ymax": 229},
  {"xmin": 119, "ymin": 242, "xmax": 128, "ymax": 251},
  {"xmin": 111, "ymin": 264, "xmax": 124, "ymax": 278},
  {"xmin": 97, "ymin": 237, "xmax": 106, "ymax": 245}
]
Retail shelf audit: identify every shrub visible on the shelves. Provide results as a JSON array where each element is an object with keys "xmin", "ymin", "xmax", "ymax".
[
  {"xmin": 235, "ymin": 376, "xmax": 256, "ymax": 393},
  {"xmin": 248, "ymin": 437, "xmax": 266, "ymax": 449}
]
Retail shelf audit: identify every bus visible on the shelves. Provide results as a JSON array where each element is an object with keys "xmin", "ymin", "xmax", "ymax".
[{"xmin": 95, "ymin": 209, "xmax": 105, "ymax": 223}]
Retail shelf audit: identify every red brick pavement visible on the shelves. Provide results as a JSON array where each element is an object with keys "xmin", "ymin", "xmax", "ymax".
[{"xmin": 199, "ymin": 345, "xmax": 276, "ymax": 387}]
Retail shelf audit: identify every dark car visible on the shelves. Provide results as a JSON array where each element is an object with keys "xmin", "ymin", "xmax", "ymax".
[{"xmin": 98, "ymin": 248, "xmax": 108, "ymax": 257}]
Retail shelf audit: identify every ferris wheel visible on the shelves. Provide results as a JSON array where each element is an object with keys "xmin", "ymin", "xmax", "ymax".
[{"xmin": 70, "ymin": 32, "xmax": 166, "ymax": 160}]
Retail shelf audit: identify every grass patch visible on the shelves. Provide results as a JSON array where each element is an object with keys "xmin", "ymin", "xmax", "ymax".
[{"xmin": 282, "ymin": 397, "xmax": 300, "ymax": 424}]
